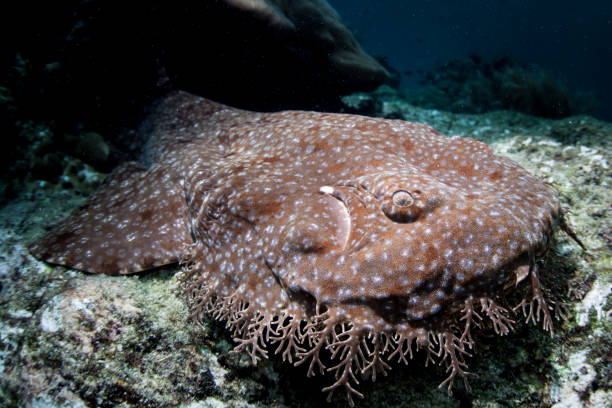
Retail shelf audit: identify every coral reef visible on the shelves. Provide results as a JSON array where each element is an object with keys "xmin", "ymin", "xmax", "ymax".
[{"xmin": 403, "ymin": 55, "xmax": 593, "ymax": 119}]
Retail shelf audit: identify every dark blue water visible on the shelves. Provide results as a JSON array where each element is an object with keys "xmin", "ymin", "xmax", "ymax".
[{"xmin": 330, "ymin": 0, "xmax": 612, "ymax": 121}]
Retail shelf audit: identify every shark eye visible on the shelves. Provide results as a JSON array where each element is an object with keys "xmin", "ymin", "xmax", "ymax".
[
  {"xmin": 392, "ymin": 190, "xmax": 413, "ymax": 207},
  {"xmin": 383, "ymin": 189, "xmax": 441, "ymax": 223},
  {"xmin": 383, "ymin": 190, "xmax": 419, "ymax": 223}
]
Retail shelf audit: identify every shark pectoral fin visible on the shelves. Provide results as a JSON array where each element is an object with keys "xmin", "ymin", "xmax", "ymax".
[{"xmin": 29, "ymin": 162, "xmax": 192, "ymax": 275}]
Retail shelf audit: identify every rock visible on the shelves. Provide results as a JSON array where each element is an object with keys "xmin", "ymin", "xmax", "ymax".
[
  {"xmin": 64, "ymin": 132, "xmax": 113, "ymax": 171},
  {"xmin": 161, "ymin": 0, "xmax": 390, "ymax": 110}
]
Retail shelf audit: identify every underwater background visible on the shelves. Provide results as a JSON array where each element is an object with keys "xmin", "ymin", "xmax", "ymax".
[
  {"xmin": 0, "ymin": 1, "xmax": 610, "ymax": 407},
  {"xmin": 330, "ymin": 0, "xmax": 612, "ymax": 120}
]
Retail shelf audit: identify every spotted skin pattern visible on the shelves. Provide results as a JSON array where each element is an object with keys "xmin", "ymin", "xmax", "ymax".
[{"xmin": 30, "ymin": 91, "xmax": 562, "ymax": 405}]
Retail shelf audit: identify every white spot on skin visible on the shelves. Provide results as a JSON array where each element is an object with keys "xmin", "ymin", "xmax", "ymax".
[{"xmin": 319, "ymin": 185, "xmax": 334, "ymax": 194}]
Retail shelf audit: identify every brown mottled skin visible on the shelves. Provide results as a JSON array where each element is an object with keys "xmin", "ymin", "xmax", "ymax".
[{"xmin": 30, "ymin": 91, "xmax": 566, "ymax": 405}]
